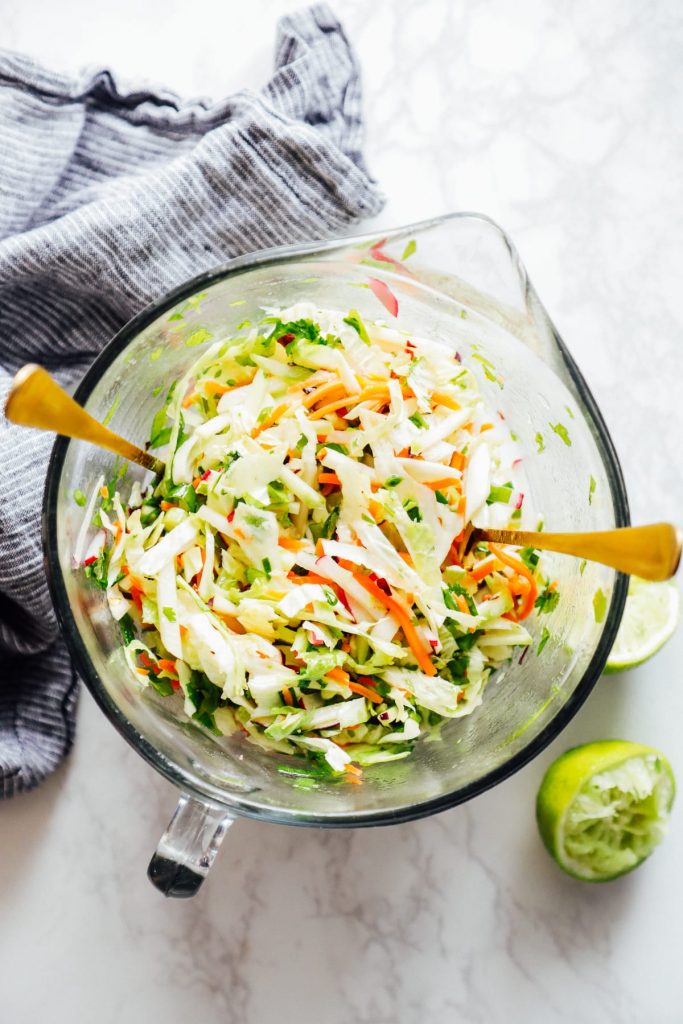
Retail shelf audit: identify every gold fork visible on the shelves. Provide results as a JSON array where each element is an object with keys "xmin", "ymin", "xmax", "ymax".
[{"xmin": 4, "ymin": 364, "xmax": 681, "ymax": 581}]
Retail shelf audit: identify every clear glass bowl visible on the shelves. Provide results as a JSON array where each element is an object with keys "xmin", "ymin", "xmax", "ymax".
[{"xmin": 43, "ymin": 213, "xmax": 629, "ymax": 896}]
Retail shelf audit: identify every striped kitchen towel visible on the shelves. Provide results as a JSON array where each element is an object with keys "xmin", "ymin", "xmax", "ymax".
[{"xmin": 0, "ymin": 3, "xmax": 383, "ymax": 796}]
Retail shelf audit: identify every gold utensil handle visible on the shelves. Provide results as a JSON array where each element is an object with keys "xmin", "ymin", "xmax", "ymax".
[
  {"xmin": 479, "ymin": 523, "xmax": 682, "ymax": 581},
  {"xmin": 4, "ymin": 364, "xmax": 161, "ymax": 474}
]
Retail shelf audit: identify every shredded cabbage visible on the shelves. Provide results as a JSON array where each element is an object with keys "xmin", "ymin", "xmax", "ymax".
[{"xmin": 78, "ymin": 303, "xmax": 557, "ymax": 778}]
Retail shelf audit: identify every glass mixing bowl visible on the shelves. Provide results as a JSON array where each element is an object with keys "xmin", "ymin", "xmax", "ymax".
[{"xmin": 43, "ymin": 213, "xmax": 629, "ymax": 897}]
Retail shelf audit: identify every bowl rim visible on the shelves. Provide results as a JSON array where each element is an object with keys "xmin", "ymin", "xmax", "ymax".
[{"xmin": 43, "ymin": 212, "xmax": 630, "ymax": 827}]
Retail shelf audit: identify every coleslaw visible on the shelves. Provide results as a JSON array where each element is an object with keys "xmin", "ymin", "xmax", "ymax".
[{"xmin": 78, "ymin": 303, "xmax": 558, "ymax": 782}]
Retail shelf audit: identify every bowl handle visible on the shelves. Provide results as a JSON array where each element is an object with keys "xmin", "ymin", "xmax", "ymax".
[{"xmin": 147, "ymin": 793, "xmax": 234, "ymax": 898}]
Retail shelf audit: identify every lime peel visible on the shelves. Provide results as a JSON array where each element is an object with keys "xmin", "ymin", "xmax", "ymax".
[
  {"xmin": 536, "ymin": 740, "xmax": 675, "ymax": 882},
  {"xmin": 605, "ymin": 578, "xmax": 679, "ymax": 673}
]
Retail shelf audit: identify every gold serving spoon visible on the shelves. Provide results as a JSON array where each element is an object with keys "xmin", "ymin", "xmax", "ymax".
[
  {"xmin": 4, "ymin": 364, "xmax": 681, "ymax": 581},
  {"xmin": 4, "ymin": 364, "xmax": 162, "ymax": 474}
]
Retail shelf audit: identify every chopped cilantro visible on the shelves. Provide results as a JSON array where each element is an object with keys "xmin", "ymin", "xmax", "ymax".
[
  {"xmin": 537, "ymin": 627, "xmax": 551, "ymax": 654},
  {"xmin": 593, "ymin": 588, "xmax": 607, "ymax": 623},
  {"xmin": 535, "ymin": 583, "xmax": 560, "ymax": 614},
  {"xmin": 262, "ymin": 558, "xmax": 272, "ymax": 579},
  {"xmin": 186, "ymin": 328, "xmax": 213, "ymax": 348},
  {"xmin": 386, "ymin": 475, "xmax": 402, "ymax": 487},
  {"xmin": 519, "ymin": 547, "xmax": 539, "ymax": 572},
  {"xmin": 102, "ymin": 395, "xmax": 120, "ymax": 427},
  {"xmin": 343, "ymin": 309, "xmax": 371, "ymax": 345},
  {"xmin": 550, "ymin": 422, "xmax": 572, "ymax": 446},
  {"xmin": 119, "ymin": 613, "xmax": 136, "ymax": 646},
  {"xmin": 435, "ymin": 490, "xmax": 448, "ymax": 504},
  {"xmin": 401, "ymin": 239, "xmax": 417, "ymax": 261}
]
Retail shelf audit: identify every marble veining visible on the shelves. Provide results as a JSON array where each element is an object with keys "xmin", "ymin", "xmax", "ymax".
[{"xmin": 1, "ymin": 1, "xmax": 682, "ymax": 1021}]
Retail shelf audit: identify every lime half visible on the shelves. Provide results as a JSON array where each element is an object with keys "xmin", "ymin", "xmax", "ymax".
[
  {"xmin": 536, "ymin": 740, "xmax": 675, "ymax": 881},
  {"xmin": 605, "ymin": 578, "xmax": 679, "ymax": 673}
]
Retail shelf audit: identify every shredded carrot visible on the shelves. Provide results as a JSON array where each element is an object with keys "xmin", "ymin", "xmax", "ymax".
[
  {"xmin": 488, "ymin": 544, "xmax": 538, "ymax": 619},
  {"xmin": 278, "ymin": 535, "xmax": 306, "ymax": 551},
  {"xmin": 309, "ymin": 396, "xmax": 352, "ymax": 420},
  {"xmin": 457, "ymin": 495, "xmax": 466, "ymax": 514},
  {"xmin": 480, "ymin": 422, "xmax": 494, "ymax": 432},
  {"xmin": 454, "ymin": 594, "xmax": 469, "ymax": 615},
  {"xmin": 287, "ymin": 571, "xmax": 327, "ymax": 586},
  {"xmin": 288, "ymin": 370, "xmax": 334, "ymax": 394},
  {"xmin": 470, "ymin": 555, "xmax": 503, "ymax": 583},
  {"xmin": 348, "ymin": 680, "xmax": 384, "ymax": 703},
  {"xmin": 431, "ymin": 391, "xmax": 461, "ymax": 411},
  {"xmin": 346, "ymin": 772, "xmax": 363, "ymax": 784},
  {"xmin": 450, "ymin": 451, "xmax": 465, "ymax": 471},
  {"xmin": 212, "ymin": 610, "xmax": 246, "ymax": 633},
  {"xmin": 325, "ymin": 667, "xmax": 351, "ymax": 685},
  {"xmin": 425, "ymin": 477, "xmax": 459, "ymax": 491},
  {"xmin": 160, "ymin": 500, "xmax": 177, "ymax": 511},
  {"xmin": 252, "ymin": 401, "xmax": 289, "ymax": 437},
  {"xmin": 315, "ymin": 538, "xmax": 325, "ymax": 556},
  {"xmin": 282, "ymin": 687, "xmax": 294, "ymax": 706},
  {"xmin": 192, "ymin": 476, "xmax": 203, "ymax": 489},
  {"xmin": 318, "ymin": 472, "xmax": 341, "ymax": 486},
  {"xmin": 368, "ymin": 498, "xmax": 385, "ymax": 522},
  {"xmin": 398, "ymin": 551, "xmax": 413, "ymax": 566},
  {"xmin": 302, "ymin": 380, "xmax": 346, "ymax": 409},
  {"xmin": 351, "ymin": 571, "xmax": 436, "ymax": 676},
  {"xmin": 182, "ymin": 391, "xmax": 199, "ymax": 409},
  {"xmin": 396, "ymin": 447, "xmax": 411, "ymax": 458},
  {"xmin": 99, "ymin": 485, "xmax": 109, "ymax": 499},
  {"xmin": 202, "ymin": 380, "xmax": 232, "ymax": 397},
  {"xmin": 158, "ymin": 659, "xmax": 178, "ymax": 675},
  {"xmin": 345, "ymin": 762, "xmax": 363, "ymax": 777},
  {"xmin": 135, "ymin": 668, "xmax": 149, "ymax": 676}
]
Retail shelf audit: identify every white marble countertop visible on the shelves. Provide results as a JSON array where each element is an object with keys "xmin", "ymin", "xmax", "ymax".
[{"xmin": 2, "ymin": 2, "xmax": 682, "ymax": 1021}]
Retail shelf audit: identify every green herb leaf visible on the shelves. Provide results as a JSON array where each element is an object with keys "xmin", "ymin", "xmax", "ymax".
[
  {"xmin": 535, "ymin": 582, "xmax": 560, "ymax": 614},
  {"xmin": 401, "ymin": 239, "xmax": 417, "ymax": 260},
  {"xmin": 579, "ymin": 559, "xmax": 587, "ymax": 575},
  {"xmin": 408, "ymin": 412, "xmax": 427, "ymax": 429},
  {"xmin": 186, "ymin": 328, "xmax": 213, "ymax": 348},
  {"xmin": 593, "ymin": 588, "xmax": 607, "ymax": 623},
  {"xmin": 486, "ymin": 484, "xmax": 513, "ymax": 505},
  {"xmin": 119, "ymin": 613, "xmax": 136, "ymax": 646},
  {"xmin": 102, "ymin": 395, "xmax": 120, "ymax": 427},
  {"xmin": 73, "ymin": 489, "xmax": 87, "ymax": 507},
  {"xmin": 519, "ymin": 547, "xmax": 540, "ymax": 572},
  {"xmin": 162, "ymin": 606, "xmax": 176, "ymax": 622},
  {"xmin": 343, "ymin": 309, "xmax": 371, "ymax": 345},
  {"xmin": 537, "ymin": 627, "xmax": 550, "ymax": 654},
  {"xmin": 588, "ymin": 475, "xmax": 596, "ymax": 505},
  {"xmin": 550, "ymin": 422, "xmax": 572, "ymax": 446},
  {"xmin": 386, "ymin": 475, "xmax": 402, "ymax": 488},
  {"xmin": 535, "ymin": 432, "xmax": 545, "ymax": 453}
]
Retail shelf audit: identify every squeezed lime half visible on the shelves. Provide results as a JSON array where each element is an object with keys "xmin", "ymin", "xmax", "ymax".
[
  {"xmin": 536, "ymin": 740, "xmax": 675, "ymax": 881},
  {"xmin": 605, "ymin": 578, "xmax": 679, "ymax": 673}
]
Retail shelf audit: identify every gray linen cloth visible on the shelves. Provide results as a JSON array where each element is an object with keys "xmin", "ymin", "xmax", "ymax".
[{"xmin": 0, "ymin": 3, "xmax": 383, "ymax": 796}]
